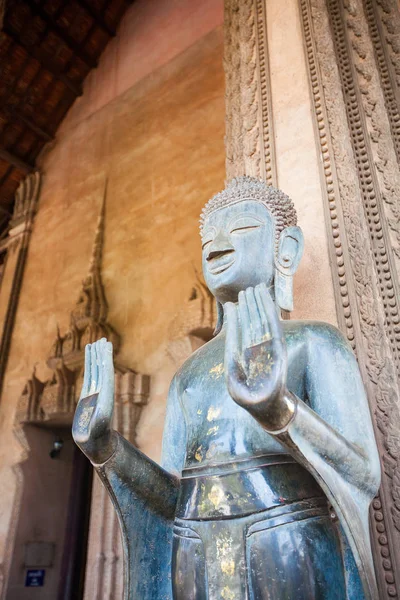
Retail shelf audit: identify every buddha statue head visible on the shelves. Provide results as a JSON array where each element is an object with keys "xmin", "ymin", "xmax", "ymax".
[{"xmin": 200, "ymin": 176, "xmax": 304, "ymax": 332}]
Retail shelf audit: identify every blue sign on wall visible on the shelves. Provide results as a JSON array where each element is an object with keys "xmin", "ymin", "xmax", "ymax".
[{"xmin": 25, "ymin": 569, "xmax": 45, "ymax": 587}]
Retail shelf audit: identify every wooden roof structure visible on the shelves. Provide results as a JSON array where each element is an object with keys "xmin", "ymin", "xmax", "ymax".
[{"xmin": 0, "ymin": 0, "xmax": 132, "ymax": 237}]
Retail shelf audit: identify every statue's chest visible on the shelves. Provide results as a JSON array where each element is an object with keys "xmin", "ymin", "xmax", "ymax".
[{"xmin": 178, "ymin": 336, "xmax": 305, "ymax": 467}]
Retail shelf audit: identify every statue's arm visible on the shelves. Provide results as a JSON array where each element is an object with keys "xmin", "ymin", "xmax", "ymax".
[
  {"xmin": 277, "ymin": 323, "xmax": 380, "ymax": 496},
  {"xmin": 161, "ymin": 374, "xmax": 187, "ymax": 475},
  {"xmin": 225, "ymin": 286, "xmax": 380, "ymax": 599},
  {"xmin": 224, "ymin": 285, "xmax": 380, "ymax": 496},
  {"xmin": 96, "ymin": 432, "xmax": 179, "ymax": 519},
  {"xmin": 72, "ymin": 339, "xmax": 180, "ymax": 518}
]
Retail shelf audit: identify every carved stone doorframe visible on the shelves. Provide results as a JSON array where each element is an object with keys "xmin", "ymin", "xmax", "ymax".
[{"xmin": 223, "ymin": 0, "xmax": 400, "ymax": 596}]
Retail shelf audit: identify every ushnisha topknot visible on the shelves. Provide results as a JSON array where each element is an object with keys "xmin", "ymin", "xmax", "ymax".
[{"xmin": 200, "ymin": 176, "xmax": 297, "ymax": 246}]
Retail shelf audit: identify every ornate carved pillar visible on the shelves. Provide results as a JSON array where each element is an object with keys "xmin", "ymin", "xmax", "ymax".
[
  {"xmin": 224, "ymin": 0, "xmax": 277, "ymax": 183},
  {"xmin": 224, "ymin": 0, "xmax": 400, "ymax": 595},
  {"xmin": 0, "ymin": 172, "xmax": 40, "ymax": 397}
]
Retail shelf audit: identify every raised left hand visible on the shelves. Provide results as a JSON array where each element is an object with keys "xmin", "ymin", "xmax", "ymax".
[{"xmin": 224, "ymin": 283, "xmax": 296, "ymax": 431}]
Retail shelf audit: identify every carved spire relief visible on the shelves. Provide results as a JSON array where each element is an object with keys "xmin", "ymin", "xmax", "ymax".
[
  {"xmin": 16, "ymin": 184, "xmax": 148, "ymax": 431},
  {"xmin": 69, "ymin": 184, "xmax": 118, "ymax": 351},
  {"xmin": 168, "ymin": 270, "xmax": 216, "ymax": 367}
]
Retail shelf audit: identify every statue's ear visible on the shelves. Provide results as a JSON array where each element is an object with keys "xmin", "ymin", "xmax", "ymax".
[{"xmin": 274, "ymin": 226, "xmax": 304, "ymax": 312}]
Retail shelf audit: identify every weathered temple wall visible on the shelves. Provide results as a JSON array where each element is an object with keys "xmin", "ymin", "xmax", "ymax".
[
  {"xmin": 224, "ymin": 0, "xmax": 337, "ymax": 325},
  {"xmin": 60, "ymin": 0, "xmax": 224, "ymax": 133}
]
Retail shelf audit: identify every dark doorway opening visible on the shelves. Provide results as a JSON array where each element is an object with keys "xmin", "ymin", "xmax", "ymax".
[
  {"xmin": 7, "ymin": 426, "xmax": 92, "ymax": 600},
  {"xmin": 58, "ymin": 444, "xmax": 93, "ymax": 600}
]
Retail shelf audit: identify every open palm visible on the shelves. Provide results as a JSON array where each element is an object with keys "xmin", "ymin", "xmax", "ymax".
[
  {"xmin": 72, "ymin": 337, "xmax": 116, "ymax": 463},
  {"xmin": 224, "ymin": 283, "xmax": 292, "ymax": 430}
]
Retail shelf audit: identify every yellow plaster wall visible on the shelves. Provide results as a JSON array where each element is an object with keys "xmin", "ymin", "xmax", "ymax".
[{"xmin": 0, "ymin": 25, "xmax": 225, "ymax": 579}]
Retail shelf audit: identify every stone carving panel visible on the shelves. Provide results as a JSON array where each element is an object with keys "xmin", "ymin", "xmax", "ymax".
[{"xmin": 15, "ymin": 198, "xmax": 122, "ymax": 428}]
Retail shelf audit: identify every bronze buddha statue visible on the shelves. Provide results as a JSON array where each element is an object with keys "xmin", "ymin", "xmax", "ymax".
[{"xmin": 73, "ymin": 177, "xmax": 380, "ymax": 599}]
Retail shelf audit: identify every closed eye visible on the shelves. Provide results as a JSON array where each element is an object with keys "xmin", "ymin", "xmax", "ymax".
[
  {"xmin": 230, "ymin": 224, "xmax": 261, "ymax": 234},
  {"xmin": 229, "ymin": 216, "xmax": 263, "ymax": 234},
  {"xmin": 202, "ymin": 239, "xmax": 213, "ymax": 249}
]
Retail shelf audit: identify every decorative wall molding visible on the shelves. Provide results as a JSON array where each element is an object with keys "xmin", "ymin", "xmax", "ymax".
[
  {"xmin": 224, "ymin": 0, "xmax": 277, "ymax": 184},
  {"xmin": 329, "ymin": 0, "xmax": 400, "ymax": 368},
  {"xmin": 299, "ymin": 0, "xmax": 400, "ymax": 595},
  {"xmin": 0, "ymin": 174, "xmax": 41, "ymax": 600},
  {"xmin": 0, "ymin": 172, "xmax": 40, "ymax": 397}
]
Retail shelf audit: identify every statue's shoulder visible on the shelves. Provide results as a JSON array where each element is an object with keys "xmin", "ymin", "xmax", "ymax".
[
  {"xmin": 283, "ymin": 319, "xmax": 352, "ymax": 354},
  {"xmin": 173, "ymin": 334, "xmax": 224, "ymax": 387}
]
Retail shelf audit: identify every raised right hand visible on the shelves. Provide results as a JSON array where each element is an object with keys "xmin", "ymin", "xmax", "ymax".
[
  {"xmin": 72, "ymin": 338, "xmax": 117, "ymax": 464},
  {"xmin": 224, "ymin": 283, "xmax": 296, "ymax": 432}
]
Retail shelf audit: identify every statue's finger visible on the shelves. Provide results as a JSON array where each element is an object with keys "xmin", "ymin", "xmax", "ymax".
[
  {"xmin": 225, "ymin": 303, "xmax": 248, "ymax": 402},
  {"xmin": 90, "ymin": 342, "xmax": 99, "ymax": 394},
  {"xmin": 100, "ymin": 340, "xmax": 114, "ymax": 421},
  {"xmin": 225, "ymin": 302, "xmax": 240, "ymax": 359},
  {"xmin": 245, "ymin": 287, "xmax": 262, "ymax": 346},
  {"xmin": 238, "ymin": 291, "xmax": 251, "ymax": 351},
  {"xmin": 254, "ymin": 285, "xmax": 271, "ymax": 341},
  {"xmin": 97, "ymin": 338, "xmax": 107, "ymax": 392},
  {"xmin": 81, "ymin": 344, "xmax": 91, "ymax": 398},
  {"xmin": 257, "ymin": 283, "xmax": 283, "ymax": 343},
  {"xmin": 103, "ymin": 341, "xmax": 114, "ymax": 390}
]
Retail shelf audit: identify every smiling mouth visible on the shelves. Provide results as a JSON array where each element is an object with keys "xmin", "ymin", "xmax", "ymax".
[{"xmin": 207, "ymin": 252, "xmax": 235, "ymax": 275}]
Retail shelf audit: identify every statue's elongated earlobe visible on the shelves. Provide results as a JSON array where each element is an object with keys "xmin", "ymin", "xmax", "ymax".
[
  {"xmin": 274, "ymin": 226, "xmax": 304, "ymax": 313},
  {"xmin": 214, "ymin": 300, "xmax": 224, "ymax": 336},
  {"xmin": 275, "ymin": 269, "xmax": 294, "ymax": 312}
]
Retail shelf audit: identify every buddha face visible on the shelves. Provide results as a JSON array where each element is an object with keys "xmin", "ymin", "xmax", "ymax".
[{"xmin": 201, "ymin": 200, "xmax": 275, "ymax": 304}]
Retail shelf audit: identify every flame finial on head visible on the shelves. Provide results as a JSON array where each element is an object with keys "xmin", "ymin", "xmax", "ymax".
[{"xmin": 200, "ymin": 176, "xmax": 297, "ymax": 246}]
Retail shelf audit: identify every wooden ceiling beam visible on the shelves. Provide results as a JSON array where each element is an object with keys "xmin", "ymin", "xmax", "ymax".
[
  {"xmin": 78, "ymin": 0, "xmax": 116, "ymax": 37},
  {"xmin": 0, "ymin": 148, "xmax": 34, "ymax": 174},
  {"xmin": 0, "ymin": 1, "xmax": 64, "ymax": 109},
  {"xmin": 1, "ymin": 27, "xmax": 82, "ymax": 97},
  {"xmin": 25, "ymin": 0, "xmax": 98, "ymax": 69},
  {"xmin": 11, "ymin": 109, "xmax": 54, "ymax": 142}
]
